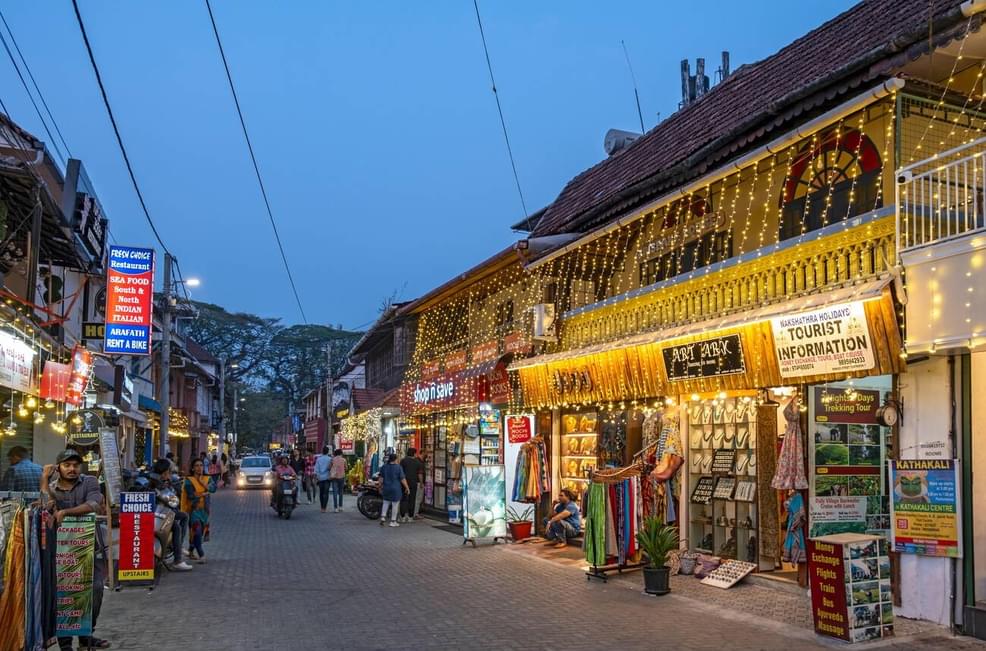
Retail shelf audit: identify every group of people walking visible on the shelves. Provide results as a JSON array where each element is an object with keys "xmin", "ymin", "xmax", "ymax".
[{"xmin": 378, "ymin": 448, "xmax": 424, "ymax": 527}]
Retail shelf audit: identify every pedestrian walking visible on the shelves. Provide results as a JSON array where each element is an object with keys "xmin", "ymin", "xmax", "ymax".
[
  {"xmin": 414, "ymin": 450, "xmax": 427, "ymax": 519},
  {"xmin": 303, "ymin": 452, "xmax": 316, "ymax": 504},
  {"xmin": 209, "ymin": 453, "xmax": 222, "ymax": 488},
  {"xmin": 314, "ymin": 446, "xmax": 332, "ymax": 512},
  {"xmin": 290, "ymin": 449, "xmax": 306, "ymax": 502},
  {"xmin": 329, "ymin": 448, "xmax": 347, "ymax": 512},
  {"xmin": 221, "ymin": 452, "xmax": 230, "ymax": 487},
  {"xmin": 0, "ymin": 445, "xmax": 42, "ymax": 491},
  {"xmin": 399, "ymin": 447, "xmax": 423, "ymax": 523},
  {"xmin": 378, "ymin": 453, "xmax": 409, "ymax": 527},
  {"xmin": 182, "ymin": 458, "xmax": 216, "ymax": 563}
]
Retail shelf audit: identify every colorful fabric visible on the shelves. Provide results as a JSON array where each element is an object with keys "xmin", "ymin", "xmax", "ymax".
[
  {"xmin": 512, "ymin": 439, "xmax": 550, "ymax": 502},
  {"xmin": 182, "ymin": 475, "xmax": 216, "ymax": 530},
  {"xmin": 782, "ymin": 492, "xmax": 807, "ymax": 563},
  {"xmin": 772, "ymin": 397, "xmax": 809, "ymax": 490},
  {"xmin": 0, "ymin": 507, "xmax": 26, "ymax": 651},
  {"xmin": 583, "ymin": 483, "xmax": 607, "ymax": 566}
]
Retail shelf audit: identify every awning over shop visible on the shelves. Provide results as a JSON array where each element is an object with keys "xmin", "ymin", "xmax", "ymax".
[
  {"xmin": 138, "ymin": 395, "xmax": 161, "ymax": 413},
  {"xmin": 511, "ymin": 277, "xmax": 903, "ymax": 407}
]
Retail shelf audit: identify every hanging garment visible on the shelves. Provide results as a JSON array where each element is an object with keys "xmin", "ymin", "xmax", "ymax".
[
  {"xmin": 583, "ymin": 483, "xmax": 607, "ymax": 566},
  {"xmin": 0, "ymin": 507, "xmax": 26, "ymax": 651},
  {"xmin": 40, "ymin": 511, "xmax": 57, "ymax": 643},
  {"xmin": 772, "ymin": 397, "xmax": 809, "ymax": 490},
  {"xmin": 782, "ymin": 492, "xmax": 808, "ymax": 563},
  {"xmin": 27, "ymin": 508, "xmax": 43, "ymax": 651}
]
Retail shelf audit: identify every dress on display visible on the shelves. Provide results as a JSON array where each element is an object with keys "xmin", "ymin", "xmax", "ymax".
[
  {"xmin": 782, "ymin": 491, "xmax": 807, "ymax": 563},
  {"xmin": 771, "ymin": 396, "xmax": 809, "ymax": 490}
]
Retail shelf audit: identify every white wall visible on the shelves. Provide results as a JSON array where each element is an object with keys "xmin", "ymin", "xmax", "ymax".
[{"xmin": 897, "ymin": 355, "xmax": 954, "ymax": 625}]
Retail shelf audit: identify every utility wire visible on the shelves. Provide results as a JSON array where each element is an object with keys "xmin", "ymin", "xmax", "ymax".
[
  {"xmin": 472, "ymin": 0, "xmax": 530, "ymax": 227},
  {"xmin": 204, "ymin": 0, "xmax": 308, "ymax": 324},
  {"xmin": 0, "ymin": 27, "xmax": 67, "ymax": 166},
  {"xmin": 0, "ymin": 9, "xmax": 73, "ymax": 160},
  {"xmin": 71, "ymin": 0, "xmax": 171, "ymax": 257}
]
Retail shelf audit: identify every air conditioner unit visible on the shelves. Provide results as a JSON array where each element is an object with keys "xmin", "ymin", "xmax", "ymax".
[{"xmin": 532, "ymin": 303, "xmax": 557, "ymax": 341}]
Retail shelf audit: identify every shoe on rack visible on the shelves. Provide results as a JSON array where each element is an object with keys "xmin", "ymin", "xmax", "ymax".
[
  {"xmin": 389, "ymin": 521, "xmax": 400, "ymax": 527},
  {"xmin": 173, "ymin": 561, "xmax": 194, "ymax": 571}
]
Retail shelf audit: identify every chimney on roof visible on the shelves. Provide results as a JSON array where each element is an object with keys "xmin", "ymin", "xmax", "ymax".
[
  {"xmin": 720, "ymin": 51, "xmax": 730, "ymax": 80},
  {"xmin": 679, "ymin": 57, "xmax": 710, "ymax": 108}
]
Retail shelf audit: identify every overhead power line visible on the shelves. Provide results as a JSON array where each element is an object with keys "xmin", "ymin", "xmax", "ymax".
[
  {"xmin": 204, "ymin": 0, "xmax": 308, "ymax": 324},
  {"xmin": 71, "ymin": 0, "xmax": 171, "ymax": 257},
  {"xmin": 472, "ymin": 0, "xmax": 529, "ymax": 227},
  {"xmin": 0, "ymin": 18, "xmax": 68, "ymax": 165}
]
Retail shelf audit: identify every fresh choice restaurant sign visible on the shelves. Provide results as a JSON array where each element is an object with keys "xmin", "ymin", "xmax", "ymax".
[{"xmin": 771, "ymin": 301, "xmax": 874, "ymax": 379}]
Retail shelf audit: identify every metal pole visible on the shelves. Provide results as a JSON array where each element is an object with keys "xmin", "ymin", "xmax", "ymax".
[
  {"xmin": 326, "ymin": 346, "xmax": 333, "ymax": 450},
  {"xmin": 218, "ymin": 357, "xmax": 226, "ymax": 457},
  {"xmin": 232, "ymin": 386, "xmax": 238, "ymax": 451},
  {"xmin": 158, "ymin": 252, "xmax": 172, "ymax": 458}
]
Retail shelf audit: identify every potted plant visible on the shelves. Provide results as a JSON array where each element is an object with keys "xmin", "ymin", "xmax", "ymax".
[
  {"xmin": 635, "ymin": 518, "xmax": 679, "ymax": 596},
  {"xmin": 506, "ymin": 505, "xmax": 534, "ymax": 541}
]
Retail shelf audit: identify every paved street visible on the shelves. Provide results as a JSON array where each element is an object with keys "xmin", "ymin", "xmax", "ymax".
[{"xmin": 96, "ymin": 489, "xmax": 981, "ymax": 651}]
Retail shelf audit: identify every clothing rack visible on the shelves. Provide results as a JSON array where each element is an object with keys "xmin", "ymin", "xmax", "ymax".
[
  {"xmin": 583, "ymin": 467, "xmax": 646, "ymax": 582},
  {"xmin": 0, "ymin": 490, "xmax": 41, "ymax": 501}
]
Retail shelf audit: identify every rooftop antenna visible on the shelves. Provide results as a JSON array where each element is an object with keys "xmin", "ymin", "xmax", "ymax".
[{"xmin": 621, "ymin": 40, "xmax": 646, "ymax": 133}]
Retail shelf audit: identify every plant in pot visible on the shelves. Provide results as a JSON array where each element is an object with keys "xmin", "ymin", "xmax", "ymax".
[
  {"xmin": 506, "ymin": 505, "xmax": 534, "ymax": 541},
  {"xmin": 635, "ymin": 518, "xmax": 679, "ymax": 596}
]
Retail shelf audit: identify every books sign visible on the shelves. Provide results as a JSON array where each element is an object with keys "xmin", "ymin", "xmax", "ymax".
[
  {"xmin": 771, "ymin": 301, "xmax": 874, "ymax": 378},
  {"xmin": 104, "ymin": 245, "xmax": 154, "ymax": 355}
]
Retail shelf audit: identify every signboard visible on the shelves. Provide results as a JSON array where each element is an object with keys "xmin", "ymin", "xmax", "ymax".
[
  {"xmin": 66, "ymin": 345, "xmax": 93, "ymax": 407},
  {"xmin": 462, "ymin": 464, "xmax": 507, "ymax": 542},
  {"xmin": 56, "ymin": 515, "xmax": 96, "ymax": 637},
  {"xmin": 445, "ymin": 349, "xmax": 467, "ymax": 373},
  {"xmin": 118, "ymin": 492, "xmax": 156, "ymax": 582},
  {"xmin": 332, "ymin": 381, "xmax": 351, "ymax": 420},
  {"xmin": 471, "ymin": 340, "xmax": 499, "ymax": 364},
  {"xmin": 0, "ymin": 330, "xmax": 36, "ymax": 393},
  {"xmin": 506, "ymin": 415, "xmax": 532, "ymax": 444},
  {"xmin": 41, "ymin": 360, "xmax": 71, "ymax": 401},
  {"xmin": 813, "ymin": 388, "xmax": 880, "ymax": 424},
  {"xmin": 771, "ymin": 301, "xmax": 874, "ymax": 378},
  {"xmin": 504, "ymin": 331, "xmax": 532, "ymax": 355},
  {"xmin": 82, "ymin": 322, "xmax": 105, "ymax": 341},
  {"xmin": 67, "ymin": 409, "xmax": 105, "ymax": 447},
  {"xmin": 100, "ymin": 426, "xmax": 123, "ymax": 508},
  {"xmin": 340, "ymin": 436, "xmax": 354, "ymax": 455},
  {"xmin": 421, "ymin": 359, "xmax": 441, "ymax": 380},
  {"xmin": 104, "ymin": 245, "xmax": 155, "ymax": 355},
  {"xmin": 889, "ymin": 459, "xmax": 961, "ymax": 558},
  {"xmin": 410, "ymin": 378, "xmax": 457, "ymax": 407},
  {"xmin": 809, "ymin": 534, "xmax": 894, "ymax": 643},
  {"xmin": 488, "ymin": 361, "xmax": 511, "ymax": 405},
  {"xmin": 113, "ymin": 365, "xmax": 134, "ymax": 411},
  {"xmin": 662, "ymin": 333, "xmax": 745, "ymax": 381},
  {"xmin": 73, "ymin": 193, "xmax": 108, "ymax": 260}
]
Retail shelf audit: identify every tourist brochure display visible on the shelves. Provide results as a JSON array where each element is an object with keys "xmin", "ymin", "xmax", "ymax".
[
  {"xmin": 56, "ymin": 515, "xmax": 96, "ymax": 637},
  {"xmin": 699, "ymin": 559, "xmax": 757, "ymax": 589},
  {"xmin": 462, "ymin": 464, "xmax": 507, "ymax": 546},
  {"xmin": 889, "ymin": 459, "xmax": 961, "ymax": 558},
  {"xmin": 808, "ymin": 533, "xmax": 893, "ymax": 643}
]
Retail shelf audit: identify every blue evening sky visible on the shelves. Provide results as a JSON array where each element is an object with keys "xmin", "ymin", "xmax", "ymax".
[{"xmin": 0, "ymin": 1, "xmax": 853, "ymax": 329}]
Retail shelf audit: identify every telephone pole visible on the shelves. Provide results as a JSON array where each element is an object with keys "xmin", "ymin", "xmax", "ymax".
[
  {"xmin": 218, "ymin": 357, "xmax": 226, "ymax": 455},
  {"xmin": 158, "ymin": 252, "xmax": 173, "ymax": 457}
]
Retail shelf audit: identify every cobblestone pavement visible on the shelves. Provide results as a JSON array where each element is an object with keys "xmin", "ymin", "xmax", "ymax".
[{"xmin": 95, "ymin": 489, "xmax": 982, "ymax": 650}]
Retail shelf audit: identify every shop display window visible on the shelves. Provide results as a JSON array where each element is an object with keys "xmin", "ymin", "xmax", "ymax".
[
  {"xmin": 687, "ymin": 394, "xmax": 759, "ymax": 563},
  {"xmin": 560, "ymin": 411, "xmax": 598, "ymax": 496}
]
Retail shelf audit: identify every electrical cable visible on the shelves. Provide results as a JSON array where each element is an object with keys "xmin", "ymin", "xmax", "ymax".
[
  {"xmin": 0, "ymin": 27, "xmax": 66, "ymax": 166},
  {"xmin": 204, "ymin": 0, "xmax": 308, "ymax": 324},
  {"xmin": 71, "ymin": 0, "xmax": 171, "ymax": 257},
  {"xmin": 0, "ymin": 9, "xmax": 73, "ymax": 160},
  {"xmin": 472, "ymin": 0, "xmax": 529, "ymax": 228}
]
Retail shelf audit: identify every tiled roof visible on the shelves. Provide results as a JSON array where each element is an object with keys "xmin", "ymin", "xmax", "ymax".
[
  {"xmin": 352, "ymin": 387, "xmax": 400, "ymax": 412},
  {"xmin": 532, "ymin": 0, "xmax": 971, "ymax": 236}
]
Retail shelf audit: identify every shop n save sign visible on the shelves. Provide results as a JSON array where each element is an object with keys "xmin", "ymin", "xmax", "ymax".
[
  {"xmin": 104, "ymin": 245, "xmax": 154, "ymax": 355},
  {"xmin": 770, "ymin": 300, "xmax": 874, "ymax": 379}
]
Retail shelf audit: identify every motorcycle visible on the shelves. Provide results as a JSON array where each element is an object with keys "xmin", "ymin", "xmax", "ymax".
[
  {"xmin": 356, "ymin": 478, "xmax": 383, "ymax": 520},
  {"xmin": 271, "ymin": 473, "xmax": 298, "ymax": 519}
]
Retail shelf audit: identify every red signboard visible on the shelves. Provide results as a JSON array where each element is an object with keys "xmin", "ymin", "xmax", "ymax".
[
  {"xmin": 471, "ymin": 340, "xmax": 499, "ymax": 364},
  {"xmin": 506, "ymin": 415, "xmax": 532, "ymax": 444},
  {"xmin": 421, "ymin": 359, "xmax": 441, "ymax": 380},
  {"xmin": 489, "ymin": 361, "xmax": 511, "ymax": 405},
  {"xmin": 118, "ymin": 492, "xmax": 155, "ymax": 582},
  {"xmin": 504, "ymin": 331, "xmax": 532, "ymax": 355},
  {"xmin": 40, "ymin": 361, "xmax": 72, "ymax": 402},
  {"xmin": 65, "ymin": 346, "xmax": 93, "ymax": 407},
  {"xmin": 445, "ymin": 349, "xmax": 467, "ymax": 373},
  {"xmin": 808, "ymin": 538, "xmax": 850, "ymax": 641},
  {"xmin": 813, "ymin": 388, "xmax": 880, "ymax": 424}
]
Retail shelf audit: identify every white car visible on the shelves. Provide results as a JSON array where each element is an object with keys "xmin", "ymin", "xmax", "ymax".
[{"xmin": 237, "ymin": 456, "xmax": 274, "ymax": 489}]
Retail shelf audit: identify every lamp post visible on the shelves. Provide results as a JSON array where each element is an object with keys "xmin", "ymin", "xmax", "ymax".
[{"xmin": 158, "ymin": 259, "xmax": 200, "ymax": 458}]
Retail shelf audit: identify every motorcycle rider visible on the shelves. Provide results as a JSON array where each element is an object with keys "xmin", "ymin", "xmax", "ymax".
[
  {"xmin": 151, "ymin": 459, "xmax": 193, "ymax": 571},
  {"xmin": 270, "ymin": 454, "xmax": 297, "ymax": 508}
]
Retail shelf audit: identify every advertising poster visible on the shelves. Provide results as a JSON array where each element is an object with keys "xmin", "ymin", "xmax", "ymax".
[
  {"xmin": 99, "ymin": 427, "xmax": 123, "ymax": 508},
  {"xmin": 104, "ymin": 245, "xmax": 155, "ymax": 355},
  {"xmin": 771, "ymin": 301, "xmax": 874, "ymax": 378},
  {"xmin": 462, "ymin": 464, "xmax": 507, "ymax": 541},
  {"xmin": 810, "ymin": 387, "xmax": 889, "ymax": 537},
  {"xmin": 56, "ymin": 515, "xmax": 96, "ymax": 637},
  {"xmin": 889, "ymin": 459, "xmax": 961, "ymax": 558},
  {"xmin": 65, "ymin": 346, "xmax": 93, "ymax": 406},
  {"xmin": 118, "ymin": 492, "xmax": 156, "ymax": 582},
  {"xmin": 0, "ymin": 330, "xmax": 36, "ymax": 393},
  {"xmin": 809, "ymin": 534, "xmax": 894, "ymax": 643}
]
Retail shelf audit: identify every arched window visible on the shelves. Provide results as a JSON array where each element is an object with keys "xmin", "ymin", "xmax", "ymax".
[{"xmin": 779, "ymin": 128, "xmax": 882, "ymax": 241}]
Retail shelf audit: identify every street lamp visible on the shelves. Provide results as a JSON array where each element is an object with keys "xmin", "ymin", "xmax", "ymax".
[{"xmin": 183, "ymin": 277, "xmax": 201, "ymax": 287}]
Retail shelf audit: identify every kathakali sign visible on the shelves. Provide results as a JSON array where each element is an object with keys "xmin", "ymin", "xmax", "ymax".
[{"xmin": 770, "ymin": 301, "xmax": 874, "ymax": 379}]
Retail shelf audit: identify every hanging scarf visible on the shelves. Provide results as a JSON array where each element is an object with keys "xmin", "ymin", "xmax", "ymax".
[{"xmin": 583, "ymin": 483, "xmax": 607, "ymax": 566}]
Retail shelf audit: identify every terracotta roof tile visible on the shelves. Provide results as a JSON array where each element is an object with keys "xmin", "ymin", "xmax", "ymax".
[{"xmin": 532, "ymin": 0, "xmax": 969, "ymax": 236}]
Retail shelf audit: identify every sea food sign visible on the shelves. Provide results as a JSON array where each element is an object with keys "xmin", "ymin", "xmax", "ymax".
[
  {"xmin": 104, "ymin": 245, "xmax": 154, "ymax": 355},
  {"xmin": 771, "ymin": 301, "xmax": 874, "ymax": 379}
]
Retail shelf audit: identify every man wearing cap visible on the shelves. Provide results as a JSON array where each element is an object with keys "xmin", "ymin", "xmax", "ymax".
[
  {"xmin": 0, "ymin": 445, "xmax": 42, "ymax": 491},
  {"xmin": 42, "ymin": 449, "xmax": 112, "ymax": 650}
]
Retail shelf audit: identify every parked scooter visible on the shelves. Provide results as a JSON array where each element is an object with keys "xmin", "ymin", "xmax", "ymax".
[
  {"xmin": 356, "ymin": 474, "xmax": 382, "ymax": 520},
  {"xmin": 271, "ymin": 472, "xmax": 298, "ymax": 519}
]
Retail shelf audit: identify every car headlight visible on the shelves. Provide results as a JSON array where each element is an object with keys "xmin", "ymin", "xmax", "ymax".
[{"xmin": 237, "ymin": 476, "xmax": 245, "ymax": 485}]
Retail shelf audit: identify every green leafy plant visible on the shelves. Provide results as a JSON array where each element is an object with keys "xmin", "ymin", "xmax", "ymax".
[
  {"xmin": 635, "ymin": 518, "xmax": 679, "ymax": 569},
  {"xmin": 506, "ymin": 505, "xmax": 534, "ymax": 523}
]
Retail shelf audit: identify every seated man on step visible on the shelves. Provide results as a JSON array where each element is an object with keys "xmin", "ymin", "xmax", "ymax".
[{"xmin": 543, "ymin": 489, "xmax": 581, "ymax": 548}]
